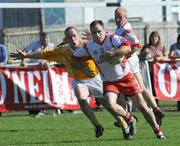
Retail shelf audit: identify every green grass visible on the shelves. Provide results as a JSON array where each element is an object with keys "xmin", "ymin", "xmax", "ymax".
[
  {"xmin": 0, "ymin": 107, "xmax": 180, "ymax": 146},
  {"xmin": 159, "ymin": 100, "xmax": 177, "ymax": 108}
]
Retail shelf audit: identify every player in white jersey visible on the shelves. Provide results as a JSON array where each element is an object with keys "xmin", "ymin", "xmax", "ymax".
[
  {"xmin": 73, "ymin": 20, "xmax": 166, "ymax": 139},
  {"xmin": 114, "ymin": 7, "xmax": 164, "ymax": 125},
  {"xmin": 64, "ymin": 27, "xmax": 134, "ymax": 140}
]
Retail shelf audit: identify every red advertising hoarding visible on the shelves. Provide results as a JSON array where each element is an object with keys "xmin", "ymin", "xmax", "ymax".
[
  {"xmin": 153, "ymin": 60, "xmax": 180, "ymax": 101},
  {"xmin": 0, "ymin": 66, "xmax": 96, "ymax": 112}
]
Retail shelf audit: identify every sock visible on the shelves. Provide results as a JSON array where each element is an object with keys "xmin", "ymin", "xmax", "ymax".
[
  {"xmin": 118, "ymin": 117, "xmax": 129, "ymax": 130},
  {"xmin": 124, "ymin": 113, "xmax": 134, "ymax": 123},
  {"xmin": 154, "ymin": 127, "xmax": 161, "ymax": 134}
]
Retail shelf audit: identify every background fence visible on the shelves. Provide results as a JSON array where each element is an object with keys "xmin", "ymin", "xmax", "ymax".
[{"xmin": 0, "ymin": 21, "xmax": 178, "ymax": 63}]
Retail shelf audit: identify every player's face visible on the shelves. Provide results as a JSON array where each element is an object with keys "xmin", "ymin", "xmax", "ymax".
[
  {"xmin": 90, "ymin": 24, "xmax": 106, "ymax": 44},
  {"xmin": 66, "ymin": 29, "xmax": 81, "ymax": 49},
  {"xmin": 115, "ymin": 12, "xmax": 126, "ymax": 26}
]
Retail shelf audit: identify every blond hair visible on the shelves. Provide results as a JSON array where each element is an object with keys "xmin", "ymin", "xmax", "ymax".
[{"xmin": 115, "ymin": 6, "xmax": 128, "ymax": 18}]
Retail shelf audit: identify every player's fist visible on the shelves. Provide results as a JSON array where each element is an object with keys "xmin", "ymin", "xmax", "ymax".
[{"xmin": 109, "ymin": 54, "xmax": 124, "ymax": 65}]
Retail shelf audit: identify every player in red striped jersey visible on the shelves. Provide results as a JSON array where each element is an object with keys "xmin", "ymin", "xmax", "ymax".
[{"xmin": 114, "ymin": 6, "xmax": 164, "ymax": 126}]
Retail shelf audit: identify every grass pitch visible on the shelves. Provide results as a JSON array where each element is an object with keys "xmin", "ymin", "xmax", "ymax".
[{"xmin": 0, "ymin": 103, "xmax": 180, "ymax": 146}]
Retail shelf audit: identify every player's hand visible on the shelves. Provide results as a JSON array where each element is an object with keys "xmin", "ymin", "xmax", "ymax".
[
  {"xmin": 104, "ymin": 49, "xmax": 116, "ymax": 62},
  {"xmin": 109, "ymin": 55, "xmax": 124, "ymax": 65},
  {"xmin": 106, "ymin": 50, "xmax": 116, "ymax": 57},
  {"xmin": 82, "ymin": 29, "xmax": 93, "ymax": 40},
  {"xmin": 10, "ymin": 49, "xmax": 26, "ymax": 60}
]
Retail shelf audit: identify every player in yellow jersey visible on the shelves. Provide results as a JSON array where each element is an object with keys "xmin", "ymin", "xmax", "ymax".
[{"xmin": 10, "ymin": 26, "xmax": 134, "ymax": 139}]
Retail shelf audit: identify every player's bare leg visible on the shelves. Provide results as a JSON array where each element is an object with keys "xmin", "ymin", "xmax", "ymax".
[
  {"xmin": 101, "ymin": 92, "xmax": 137, "ymax": 139},
  {"xmin": 134, "ymin": 72, "xmax": 164, "ymax": 126},
  {"xmin": 130, "ymin": 93, "xmax": 166, "ymax": 139},
  {"xmin": 74, "ymin": 85, "xmax": 104, "ymax": 138}
]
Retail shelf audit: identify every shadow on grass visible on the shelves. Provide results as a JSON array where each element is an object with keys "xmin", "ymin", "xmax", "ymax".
[
  {"xmin": 0, "ymin": 128, "xmax": 61, "ymax": 133},
  {"xmin": 0, "ymin": 137, "xmax": 124, "ymax": 146},
  {"xmin": 0, "ymin": 113, "xmax": 29, "ymax": 118}
]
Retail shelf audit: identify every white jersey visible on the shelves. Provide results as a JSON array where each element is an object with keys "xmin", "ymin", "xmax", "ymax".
[
  {"xmin": 73, "ymin": 34, "xmax": 131, "ymax": 82},
  {"xmin": 115, "ymin": 21, "xmax": 140, "ymax": 46},
  {"xmin": 115, "ymin": 21, "xmax": 141, "ymax": 73}
]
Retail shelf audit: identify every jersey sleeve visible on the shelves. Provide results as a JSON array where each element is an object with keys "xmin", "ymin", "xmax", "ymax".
[
  {"xmin": 116, "ymin": 26, "xmax": 141, "ymax": 48},
  {"xmin": 39, "ymin": 45, "xmax": 70, "ymax": 62},
  {"xmin": 111, "ymin": 35, "xmax": 131, "ymax": 48}
]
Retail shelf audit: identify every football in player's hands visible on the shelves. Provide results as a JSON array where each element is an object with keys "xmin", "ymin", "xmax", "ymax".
[{"xmin": 109, "ymin": 54, "xmax": 124, "ymax": 65}]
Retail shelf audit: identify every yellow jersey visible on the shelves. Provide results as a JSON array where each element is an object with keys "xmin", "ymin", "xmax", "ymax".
[{"xmin": 40, "ymin": 40, "xmax": 99, "ymax": 80}]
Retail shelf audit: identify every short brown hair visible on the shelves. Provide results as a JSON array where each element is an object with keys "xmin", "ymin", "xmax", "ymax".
[
  {"xmin": 90, "ymin": 20, "xmax": 104, "ymax": 30},
  {"xmin": 64, "ymin": 26, "xmax": 78, "ymax": 37}
]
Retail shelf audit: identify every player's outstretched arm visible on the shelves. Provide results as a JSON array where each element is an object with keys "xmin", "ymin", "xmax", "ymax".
[{"xmin": 10, "ymin": 49, "xmax": 44, "ymax": 60}]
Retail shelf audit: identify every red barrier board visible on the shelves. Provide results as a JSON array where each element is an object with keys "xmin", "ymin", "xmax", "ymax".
[
  {"xmin": 153, "ymin": 60, "xmax": 180, "ymax": 101},
  {"xmin": 0, "ymin": 66, "xmax": 96, "ymax": 112}
]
